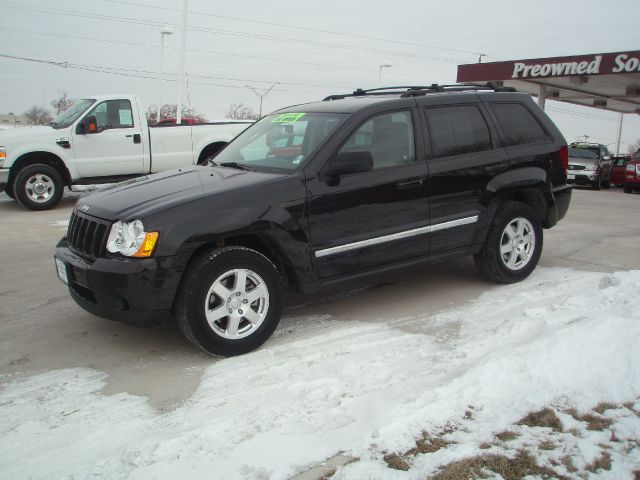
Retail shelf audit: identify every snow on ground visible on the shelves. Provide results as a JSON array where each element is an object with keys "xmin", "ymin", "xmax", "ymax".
[{"xmin": 0, "ymin": 267, "xmax": 639, "ymax": 479}]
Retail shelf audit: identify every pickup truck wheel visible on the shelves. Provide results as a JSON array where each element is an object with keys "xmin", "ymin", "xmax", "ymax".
[
  {"xmin": 13, "ymin": 164, "xmax": 64, "ymax": 210},
  {"xmin": 474, "ymin": 202, "xmax": 543, "ymax": 284},
  {"xmin": 175, "ymin": 246, "xmax": 283, "ymax": 356}
]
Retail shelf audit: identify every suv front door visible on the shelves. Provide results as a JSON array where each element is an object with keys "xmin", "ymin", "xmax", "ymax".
[{"xmin": 306, "ymin": 109, "xmax": 429, "ymax": 279}]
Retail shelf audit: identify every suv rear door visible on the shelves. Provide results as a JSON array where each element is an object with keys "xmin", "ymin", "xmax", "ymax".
[
  {"xmin": 306, "ymin": 106, "xmax": 429, "ymax": 279},
  {"xmin": 420, "ymin": 96, "xmax": 508, "ymax": 255}
]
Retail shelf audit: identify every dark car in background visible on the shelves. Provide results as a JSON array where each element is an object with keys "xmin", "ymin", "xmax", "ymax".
[{"xmin": 567, "ymin": 142, "xmax": 612, "ymax": 190}]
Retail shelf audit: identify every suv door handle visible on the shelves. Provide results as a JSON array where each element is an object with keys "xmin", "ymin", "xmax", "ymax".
[
  {"xmin": 126, "ymin": 133, "xmax": 142, "ymax": 144},
  {"xmin": 397, "ymin": 179, "xmax": 423, "ymax": 189}
]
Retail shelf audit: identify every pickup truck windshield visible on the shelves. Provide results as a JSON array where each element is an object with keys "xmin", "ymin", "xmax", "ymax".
[
  {"xmin": 212, "ymin": 112, "xmax": 348, "ymax": 171},
  {"xmin": 50, "ymin": 99, "xmax": 96, "ymax": 129}
]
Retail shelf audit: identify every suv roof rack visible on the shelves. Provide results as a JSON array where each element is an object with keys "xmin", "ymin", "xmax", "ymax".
[
  {"xmin": 322, "ymin": 82, "xmax": 516, "ymax": 101},
  {"xmin": 569, "ymin": 142, "xmax": 604, "ymax": 147}
]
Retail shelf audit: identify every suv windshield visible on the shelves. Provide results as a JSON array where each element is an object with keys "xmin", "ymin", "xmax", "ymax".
[
  {"xmin": 50, "ymin": 99, "xmax": 96, "ymax": 129},
  {"xmin": 212, "ymin": 112, "xmax": 347, "ymax": 171},
  {"xmin": 569, "ymin": 147, "xmax": 599, "ymax": 159}
]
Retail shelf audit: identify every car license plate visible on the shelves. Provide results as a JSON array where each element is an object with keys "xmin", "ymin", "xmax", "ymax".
[
  {"xmin": 55, "ymin": 257, "xmax": 68, "ymax": 285},
  {"xmin": 567, "ymin": 173, "xmax": 575, "ymax": 179}
]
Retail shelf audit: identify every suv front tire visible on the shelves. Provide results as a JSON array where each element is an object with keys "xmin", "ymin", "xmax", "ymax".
[{"xmin": 175, "ymin": 246, "xmax": 283, "ymax": 356}]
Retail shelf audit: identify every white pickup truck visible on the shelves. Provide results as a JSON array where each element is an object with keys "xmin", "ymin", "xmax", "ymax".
[{"xmin": 0, "ymin": 94, "xmax": 252, "ymax": 210}]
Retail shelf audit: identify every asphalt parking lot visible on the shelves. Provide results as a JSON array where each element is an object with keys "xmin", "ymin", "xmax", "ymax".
[{"xmin": 1, "ymin": 187, "xmax": 639, "ymax": 412}]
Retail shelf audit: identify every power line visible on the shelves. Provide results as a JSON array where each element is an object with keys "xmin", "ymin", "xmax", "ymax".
[
  {"xmin": 101, "ymin": 0, "xmax": 486, "ymax": 58},
  {"xmin": 547, "ymin": 106, "xmax": 620, "ymax": 123},
  {"xmin": 0, "ymin": 1, "xmax": 466, "ymax": 64},
  {"xmin": 3, "ymin": 27, "xmax": 445, "ymax": 83},
  {"xmin": 0, "ymin": 53, "xmax": 328, "ymax": 94}
]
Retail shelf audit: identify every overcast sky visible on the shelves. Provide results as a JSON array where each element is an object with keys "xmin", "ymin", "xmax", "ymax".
[{"xmin": 1, "ymin": 0, "xmax": 638, "ymax": 152}]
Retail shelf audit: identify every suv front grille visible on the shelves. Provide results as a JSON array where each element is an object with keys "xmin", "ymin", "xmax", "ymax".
[
  {"xmin": 568, "ymin": 164, "xmax": 586, "ymax": 170},
  {"xmin": 67, "ymin": 211, "xmax": 110, "ymax": 258}
]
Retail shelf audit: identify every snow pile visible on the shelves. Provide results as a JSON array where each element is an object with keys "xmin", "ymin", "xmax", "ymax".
[{"xmin": 0, "ymin": 268, "xmax": 639, "ymax": 479}]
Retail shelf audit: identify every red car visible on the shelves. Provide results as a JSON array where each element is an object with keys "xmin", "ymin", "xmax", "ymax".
[
  {"xmin": 156, "ymin": 117, "xmax": 202, "ymax": 126},
  {"xmin": 623, "ymin": 151, "xmax": 640, "ymax": 194},
  {"xmin": 611, "ymin": 156, "xmax": 631, "ymax": 186}
]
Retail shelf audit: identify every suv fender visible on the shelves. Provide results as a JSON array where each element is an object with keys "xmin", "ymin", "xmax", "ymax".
[{"xmin": 147, "ymin": 202, "xmax": 313, "ymax": 301}]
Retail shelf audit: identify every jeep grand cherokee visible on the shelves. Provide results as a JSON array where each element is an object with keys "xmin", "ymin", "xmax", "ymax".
[{"xmin": 55, "ymin": 84, "xmax": 572, "ymax": 356}]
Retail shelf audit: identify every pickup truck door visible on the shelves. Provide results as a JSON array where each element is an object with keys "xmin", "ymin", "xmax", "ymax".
[
  {"xmin": 307, "ymin": 109, "xmax": 430, "ymax": 279},
  {"xmin": 72, "ymin": 99, "xmax": 146, "ymax": 178}
]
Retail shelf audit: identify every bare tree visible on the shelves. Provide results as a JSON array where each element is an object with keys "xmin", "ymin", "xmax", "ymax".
[
  {"xmin": 225, "ymin": 103, "xmax": 258, "ymax": 120},
  {"xmin": 50, "ymin": 89, "xmax": 75, "ymax": 115},
  {"xmin": 628, "ymin": 139, "xmax": 640, "ymax": 157},
  {"xmin": 24, "ymin": 106, "xmax": 53, "ymax": 126},
  {"xmin": 146, "ymin": 104, "xmax": 206, "ymax": 125}
]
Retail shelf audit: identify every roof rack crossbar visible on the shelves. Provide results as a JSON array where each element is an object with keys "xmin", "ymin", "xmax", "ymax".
[{"xmin": 322, "ymin": 82, "xmax": 517, "ymax": 101}]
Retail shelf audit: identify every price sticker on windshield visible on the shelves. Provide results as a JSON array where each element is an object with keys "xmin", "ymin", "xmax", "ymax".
[{"xmin": 272, "ymin": 113, "xmax": 305, "ymax": 123}]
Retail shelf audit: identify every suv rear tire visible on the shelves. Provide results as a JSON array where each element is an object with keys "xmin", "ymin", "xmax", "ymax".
[
  {"xmin": 474, "ymin": 202, "xmax": 543, "ymax": 284},
  {"xmin": 175, "ymin": 246, "xmax": 283, "ymax": 356}
]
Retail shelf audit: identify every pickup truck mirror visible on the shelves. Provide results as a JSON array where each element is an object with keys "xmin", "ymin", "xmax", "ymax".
[
  {"xmin": 322, "ymin": 150, "xmax": 374, "ymax": 179},
  {"xmin": 77, "ymin": 115, "xmax": 98, "ymax": 135}
]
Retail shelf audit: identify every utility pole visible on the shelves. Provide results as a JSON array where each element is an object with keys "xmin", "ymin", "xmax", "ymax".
[
  {"xmin": 176, "ymin": 0, "xmax": 188, "ymax": 125},
  {"xmin": 158, "ymin": 26, "xmax": 174, "ymax": 123},
  {"xmin": 246, "ymin": 83, "xmax": 278, "ymax": 118}
]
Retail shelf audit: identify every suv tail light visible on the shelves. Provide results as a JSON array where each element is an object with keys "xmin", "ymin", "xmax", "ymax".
[{"xmin": 559, "ymin": 145, "xmax": 568, "ymax": 175}]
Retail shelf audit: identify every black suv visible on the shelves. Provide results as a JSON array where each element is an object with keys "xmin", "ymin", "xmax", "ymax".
[
  {"xmin": 54, "ymin": 84, "xmax": 572, "ymax": 356},
  {"xmin": 567, "ymin": 142, "xmax": 612, "ymax": 189}
]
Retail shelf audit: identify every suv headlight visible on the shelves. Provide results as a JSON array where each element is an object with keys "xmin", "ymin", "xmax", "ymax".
[
  {"xmin": 106, "ymin": 220, "xmax": 158, "ymax": 257},
  {"xmin": 583, "ymin": 164, "xmax": 596, "ymax": 171}
]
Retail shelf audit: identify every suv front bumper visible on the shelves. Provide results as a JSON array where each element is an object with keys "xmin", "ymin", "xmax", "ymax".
[
  {"xmin": 566, "ymin": 172, "xmax": 597, "ymax": 184},
  {"xmin": 54, "ymin": 237, "xmax": 181, "ymax": 327}
]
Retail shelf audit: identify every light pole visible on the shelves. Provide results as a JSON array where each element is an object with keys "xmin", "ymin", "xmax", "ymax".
[
  {"xmin": 176, "ymin": 0, "xmax": 189, "ymax": 125},
  {"xmin": 158, "ymin": 26, "xmax": 175, "ymax": 123},
  {"xmin": 246, "ymin": 83, "xmax": 278, "ymax": 119},
  {"xmin": 378, "ymin": 63, "xmax": 393, "ymax": 82}
]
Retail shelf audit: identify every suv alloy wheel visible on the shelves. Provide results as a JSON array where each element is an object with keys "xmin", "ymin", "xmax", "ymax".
[{"xmin": 474, "ymin": 202, "xmax": 543, "ymax": 284}]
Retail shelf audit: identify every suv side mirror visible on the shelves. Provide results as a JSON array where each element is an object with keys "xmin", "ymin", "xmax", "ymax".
[
  {"xmin": 77, "ymin": 115, "xmax": 98, "ymax": 135},
  {"xmin": 323, "ymin": 150, "xmax": 374, "ymax": 179}
]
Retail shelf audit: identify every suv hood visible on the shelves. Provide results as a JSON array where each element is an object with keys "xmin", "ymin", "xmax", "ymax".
[{"xmin": 76, "ymin": 166, "xmax": 287, "ymax": 220}]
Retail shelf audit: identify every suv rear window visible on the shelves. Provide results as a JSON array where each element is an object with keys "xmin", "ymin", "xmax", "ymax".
[
  {"xmin": 425, "ymin": 105, "xmax": 492, "ymax": 157},
  {"xmin": 489, "ymin": 103, "xmax": 548, "ymax": 146}
]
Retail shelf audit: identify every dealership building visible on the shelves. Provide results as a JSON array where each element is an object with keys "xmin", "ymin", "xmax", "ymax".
[{"xmin": 457, "ymin": 50, "xmax": 640, "ymax": 154}]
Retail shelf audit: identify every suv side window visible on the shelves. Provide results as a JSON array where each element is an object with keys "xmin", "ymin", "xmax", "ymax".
[
  {"xmin": 86, "ymin": 99, "xmax": 135, "ymax": 132},
  {"xmin": 489, "ymin": 103, "xmax": 548, "ymax": 146},
  {"xmin": 338, "ymin": 111, "xmax": 415, "ymax": 169},
  {"xmin": 425, "ymin": 105, "xmax": 492, "ymax": 156}
]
